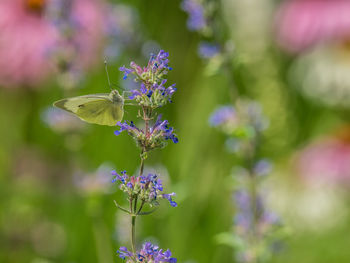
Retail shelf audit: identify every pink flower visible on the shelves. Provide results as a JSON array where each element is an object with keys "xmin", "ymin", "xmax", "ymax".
[
  {"xmin": 296, "ymin": 131, "xmax": 350, "ymax": 186},
  {"xmin": 0, "ymin": 0, "xmax": 59, "ymax": 87},
  {"xmin": 0, "ymin": 0, "xmax": 106, "ymax": 88},
  {"xmin": 276, "ymin": 0, "xmax": 350, "ymax": 53}
]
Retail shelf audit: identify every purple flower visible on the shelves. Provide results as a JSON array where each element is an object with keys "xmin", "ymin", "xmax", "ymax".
[
  {"xmin": 111, "ymin": 170, "xmax": 128, "ymax": 183},
  {"xmin": 209, "ymin": 106, "xmax": 236, "ymax": 127},
  {"xmin": 114, "ymin": 116, "xmax": 178, "ymax": 152},
  {"xmin": 233, "ymin": 188, "xmax": 282, "ymax": 248},
  {"xmin": 210, "ymin": 100, "xmax": 268, "ymax": 137},
  {"xmin": 181, "ymin": 0, "xmax": 207, "ymax": 31},
  {"xmin": 111, "ymin": 170, "xmax": 176, "ymax": 208},
  {"xmin": 254, "ymin": 159, "xmax": 272, "ymax": 177},
  {"xmin": 117, "ymin": 246, "xmax": 133, "ymax": 260},
  {"xmin": 117, "ymin": 242, "xmax": 177, "ymax": 262},
  {"xmin": 162, "ymin": 193, "xmax": 178, "ymax": 207},
  {"xmin": 119, "ymin": 50, "xmax": 176, "ymax": 108},
  {"xmin": 120, "ymin": 66, "xmax": 134, "ymax": 80},
  {"xmin": 198, "ymin": 42, "xmax": 220, "ymax": 59},
  {"xmin": 138, "ymin": 242, "xmax": 177, "ymax": 263}
]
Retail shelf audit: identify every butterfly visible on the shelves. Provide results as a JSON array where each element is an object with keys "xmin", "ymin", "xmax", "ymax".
[
  {"xmin": 53, "ymin": 59, "xmax": 136, "ymax": 126},
  {"xmin": 53, "ymin": 89, "xmax": 126, "ymax": 126}
]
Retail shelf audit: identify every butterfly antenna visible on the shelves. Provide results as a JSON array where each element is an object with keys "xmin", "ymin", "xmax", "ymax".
[{"xmin": 104, "ymin": 58, "xmax": 112, "ymax": 90}]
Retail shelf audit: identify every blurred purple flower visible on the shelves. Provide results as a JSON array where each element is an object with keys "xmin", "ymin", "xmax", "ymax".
[
  {"xmin": 74, "ymin": 164, "xmax": 114, "ymax": 195},
  {"xmin": 210, "ymin": 100, "xmax": 268, "ymax": 137},
  {"xmin": 233, "ymin": 189, "xmax": 282, "ymax": 262},
  {"xmin": 209, "ymin": 106, "xmax": 236, "ymax": 127},
  {"xmin": 276, "ymin": 0, "xmax": 350, "ymax": 53},
  {"xmin": 181, "ymin": 0, "xmax": 207, "ymax": 31},
  {"xmin": 254, "ymin": 159, "xmax": 272, "ymax": 177},
  {"xmin": 48, "ymin": 0, "xmax": 107, "ymax": 87},
  {"xmin": 198, "ymin": 42, "xmax": 220, "ymax": 59},
  {"xmin": 41, "ymin": 106, "xmax": 85, "ymax": 133},
  {"xmin": 104, "ymin": 4, "xmax": 139, "ymax": 60}
]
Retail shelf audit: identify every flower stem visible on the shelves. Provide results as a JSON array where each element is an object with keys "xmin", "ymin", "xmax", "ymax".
[
  {"xmin": 140, "ymin": 151, "xmax": 145, "ymax": 177},
  {"xmin": 137, "ymin": 200, "xmax": 145, "ymax": 215},
  {"xmin": 128, "ymin": 106, "xmax": 152, "ymax": 255},
  {"xmin": 131, "ymin": 215, "xmax": 136, "ymax": 254}
]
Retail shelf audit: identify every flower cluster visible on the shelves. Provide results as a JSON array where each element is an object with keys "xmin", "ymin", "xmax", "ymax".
[
  {"xmin": 114, "ymin": 51, "xmax": 178, "ymax": 262},
  {"xmin": 210, "ymin": 100, "xmax": 284, "ymax": 263},
  {"xmin": 234, "ymin": 189, "xmax": 280, "ymax": 235},
  {"xmin": 209, "ymin": 100, "xmax": 268, "ymax": 139},
  {"xmin": 233, "ymin": 190, "xmax": 281, "ymax": 262},
  {"xmin": 181, "ymin": 0, "xmax": 207, "ymax": 31},
  {"xmin": 120, "ymin": 50, "xmax": 176, "ymax": 108},
  {"xmin": 112, "ymin": 170, "xmax": 177, "ymax": 208},
  {"xmin": 114, "ymin": 116, "xmax": 178, "ymax": 152},
  {"xmin": 117, "ymin": 242, "xmax": 177, "ymax": 263}
]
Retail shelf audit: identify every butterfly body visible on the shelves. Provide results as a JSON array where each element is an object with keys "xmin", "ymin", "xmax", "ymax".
[{"xmin": 53, "ymin": 89, "xmax": 124, "ymax": 126}]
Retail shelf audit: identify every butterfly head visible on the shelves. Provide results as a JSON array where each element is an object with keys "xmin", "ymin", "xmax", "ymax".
[{"xmin": 110, "ymin": 89, "xmax": 124, "ymax": 105}]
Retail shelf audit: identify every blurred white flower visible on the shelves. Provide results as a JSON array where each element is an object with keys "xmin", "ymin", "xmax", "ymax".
[{"xmin": 290, "ymin": 44, "xmax": 350, "ymax": 107}]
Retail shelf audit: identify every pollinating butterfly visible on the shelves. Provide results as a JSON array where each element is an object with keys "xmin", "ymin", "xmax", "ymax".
[
  {"xmin": 53, "ymin": 89, "xmax": 125, "ymax": 126},
  {"xmin": 53, "ymin": 60, "xmax": 129, "ymax": 126}
]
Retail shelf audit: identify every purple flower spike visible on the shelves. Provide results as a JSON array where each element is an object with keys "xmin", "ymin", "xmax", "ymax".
[
  {"xmin": 181, "ymin": 0, "xmax": 207, "ymax": 31},
  {"xmin": 112, "ymin": 170, "xmax": 176, "ymax": 208},
  {"xmin": 119, "ymin": 50, "xmax": 176, "ymax": 108}
]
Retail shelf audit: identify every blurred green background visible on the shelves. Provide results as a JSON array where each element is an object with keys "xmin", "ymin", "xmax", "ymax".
[{"xmin": 1, "ymin": 0, "xmax": 350, "ymax": 262}]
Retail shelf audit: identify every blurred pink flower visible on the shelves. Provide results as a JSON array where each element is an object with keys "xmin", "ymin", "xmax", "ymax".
[
  {"xmin": 296, "ymin": 131, "xmax": 350, "ymax": 185},
  {"xmin": 0, "ymin": 0, "xmax": 59, "ymax": 87},
  {"xmin": 276, "ymin": 0, "xmax": 350, "ymax": 53},
  {"xmin": 0, "ymin": 0, "xmax": 106, "ymax": 88}
]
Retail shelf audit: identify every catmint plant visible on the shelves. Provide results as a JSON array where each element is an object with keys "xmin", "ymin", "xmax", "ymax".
[
  {"xmin": 210, "ymin": 100, "xmax": 284, "ymax": 263},
  {"xmin": 182, "ymin": 1, "xmax": 286, "ymax": 260},
  {"xmin": 113, "ymin": 50, "xmax": 178, "ymax": 262},
  {"xmin": 181, "ymin": 0, "xmax": 226, "ymax": 63}
]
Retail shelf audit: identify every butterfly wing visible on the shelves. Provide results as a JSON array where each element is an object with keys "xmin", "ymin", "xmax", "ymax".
[
  {"xmin": 53, "ymin": 94, "xmax": 124, "ymax": 126},
  {"xmin": 76, "ymin": 100, "xmax": 124, "ymax": 126}
]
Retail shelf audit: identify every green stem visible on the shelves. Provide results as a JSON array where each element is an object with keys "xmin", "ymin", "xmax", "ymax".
[
  {"xmin": 131, "ymin": 215, "xmax": 136, "ymax": 254},
  {"xmin": 140, "ymin": 151, "xmax": 145, "ymax": 177},
  {"xmin": 137, "ymin": 200, "xmax": 145, "ymax": 215},
  {"xmin": 246, "ymin": 139, "xmax": 260, "ymax": 263},
  {"xmin": 128, "ymin": 106, "xmax": 152, "ymax": 255},
  {"xmin": 129, "ymin": 198, "xmax": 136, "ymax": 253},
  {"xmin": 134, "ymin": 196, "xmax": 138, "ymax": 214}
]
